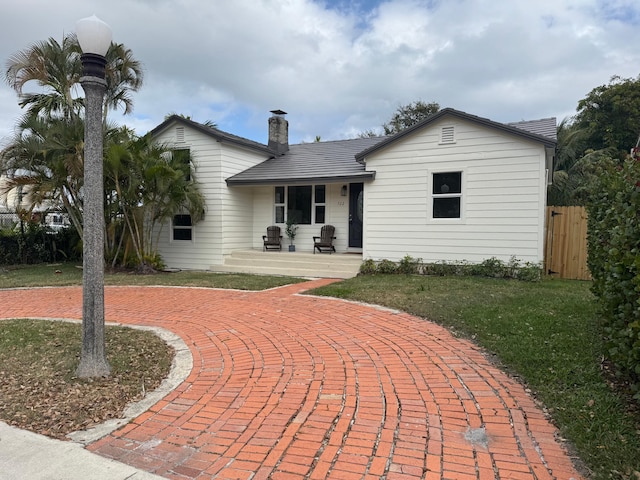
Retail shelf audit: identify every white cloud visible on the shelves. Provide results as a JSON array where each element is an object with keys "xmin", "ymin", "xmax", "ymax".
[{"xmin": 0, "ymin": 0, "xmax": 638, "ymax": 147}]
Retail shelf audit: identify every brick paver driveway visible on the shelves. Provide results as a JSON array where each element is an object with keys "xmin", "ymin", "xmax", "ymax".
[{"xmin": 1, "ymin": 280, "xmax": 582, "ymax": 479}]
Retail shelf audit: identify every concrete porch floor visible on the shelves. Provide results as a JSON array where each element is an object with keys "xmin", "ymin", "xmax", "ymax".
[{"xmin": 209, "ymin": 249, "xmax": 363, "ymax": 278}]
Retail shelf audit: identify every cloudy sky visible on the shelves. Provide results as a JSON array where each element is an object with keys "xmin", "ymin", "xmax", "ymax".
[{"xmin": 0, "ymin": 0, "xmax": 638, "ymax": 147}]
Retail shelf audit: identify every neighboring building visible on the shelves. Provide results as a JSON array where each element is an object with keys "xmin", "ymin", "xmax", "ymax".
[
  {"xmin": 0, "ymin": 176, "xmax": 70, "ymax": 231},
  {"xmin": 149, "ymin": 108, "xmax": 556, "ymax": 272}
]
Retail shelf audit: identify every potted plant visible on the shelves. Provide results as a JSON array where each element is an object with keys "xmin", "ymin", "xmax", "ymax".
[{"xmin": 285, "ymin": 218, "xmax": 298, "ymax": 252}]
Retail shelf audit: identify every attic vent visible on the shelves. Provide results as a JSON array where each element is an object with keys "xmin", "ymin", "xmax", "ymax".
[
  {"xmin": 440, "ymin": 126, "xmax": 455, "ymax": 144},
  {"xmin": 176, "ymin": 126, "xmax": 185, "ymax": 143}
]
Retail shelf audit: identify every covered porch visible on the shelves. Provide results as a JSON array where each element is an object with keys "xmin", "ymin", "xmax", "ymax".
[{"xmin": 210, "ymin": 249, "xmax": 363, "ymax": 279}]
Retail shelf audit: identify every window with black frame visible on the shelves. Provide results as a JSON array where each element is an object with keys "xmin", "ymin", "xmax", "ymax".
[
  {"xmin": 432, "ymin": 171, "xmax": 462, "ymax": 218},
  {"xmin": 173, "ymin": 214, "xmax": 192, "ymax": 240},
  {"xmin": 274, "ymin": 185, "xmax": 326, "ymax": 224}
]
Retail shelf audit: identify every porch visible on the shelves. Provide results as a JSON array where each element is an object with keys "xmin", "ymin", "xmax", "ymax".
[{"xmin": 209, "ymin": 249, "xmax": 363, "ymax": 279}]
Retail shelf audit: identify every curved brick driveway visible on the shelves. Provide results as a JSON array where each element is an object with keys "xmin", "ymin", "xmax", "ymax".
[{"xmin": 0, "ymin": 280, "xmax": 582, "ymax": 480}]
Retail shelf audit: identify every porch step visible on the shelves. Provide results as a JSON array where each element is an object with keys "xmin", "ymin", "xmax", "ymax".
[{"xmin": 210, "ymin": 249, "xmax": 362, "ymax": 279}]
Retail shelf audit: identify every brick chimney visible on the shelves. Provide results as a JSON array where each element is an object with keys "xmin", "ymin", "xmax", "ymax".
[{"xmin": 268, "ymin": 109, "xmax": 289, "ymax": 155}]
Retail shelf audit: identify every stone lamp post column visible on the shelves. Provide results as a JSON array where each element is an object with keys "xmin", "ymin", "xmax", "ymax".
[{"xmin": 76, "ymin": 15, "xmax": 112, "ymax": 378}]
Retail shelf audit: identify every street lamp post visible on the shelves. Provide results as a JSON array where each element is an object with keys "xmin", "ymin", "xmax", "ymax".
[{"xmin": 76, "ymin": 15, "xmax": 112, "ymax": 378}]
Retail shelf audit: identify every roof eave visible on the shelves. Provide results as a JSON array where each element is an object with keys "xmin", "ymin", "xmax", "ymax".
[
  {"xmin": 226, "ymin": 172, "xmax": 376, "ymax": 186},
  {"xmin": 355, "ymin": 108, "xmax": 556, "ymax": 161}
]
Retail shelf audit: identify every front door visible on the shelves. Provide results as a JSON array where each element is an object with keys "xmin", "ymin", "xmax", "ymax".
[{"xmin": 348, "ymin": 183, "xmax": 364, "ymax": 248}]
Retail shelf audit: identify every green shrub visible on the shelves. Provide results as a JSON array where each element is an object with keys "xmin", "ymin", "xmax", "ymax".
[
  {"xmin": 516, "ymin": 262, "xmax": 543, "ymax": 282},
  {"xmin": 359, "ymin": 259, "xmax": 377, "ymax": 275},
  {"xmin": 476, "ymin": 257, "xmax": 509, "ymax": 278},
  {"xmin": 142, "ymin": 253, "xmax": 166, "ymax": 271},
  {"xmin": 397, "ymin": 254, "xmax": 422, "ymax": 275},
  {"xmin": 0, "ymin": 224, "xmax": 81, "ymax": 265},
  {"xmin": 586, "ymin": 154, "xmax": 640, "ymax": 396},
  {"xmin": 376, "ymin": 259, "xmax": 398, "ymax": 274},
  {"xmin": 358, "ymin": 256, "xmax": 541, "ymax": 282},
  {"xmin": 423, "ymin": 260, "xmax": 459, "ymax": 276}
]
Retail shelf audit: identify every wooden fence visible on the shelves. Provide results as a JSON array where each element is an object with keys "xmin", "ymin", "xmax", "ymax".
[{"xmin": 544, "ymin": 206, "xmax": 591, "ymax": 280}]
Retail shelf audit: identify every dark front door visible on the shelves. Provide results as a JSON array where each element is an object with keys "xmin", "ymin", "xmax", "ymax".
[{"xmin": 348, "ymin": 183, "xmax": 364, "ymax": 248}]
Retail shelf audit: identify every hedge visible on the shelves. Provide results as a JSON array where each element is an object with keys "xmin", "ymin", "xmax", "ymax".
[
  {"xmin": 0, "ymin": 224, "xmax": 81, "ymax": 265},
  {"xmin": 586, "ymin": 153, "xmax": 640, "ymax": 397}
]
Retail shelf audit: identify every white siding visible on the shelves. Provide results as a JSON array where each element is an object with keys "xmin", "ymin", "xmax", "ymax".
[
  {"xmin": 362, "ymin": 117, "xmax": 547, "ymax": 264},
  {"xmin": 153, "ymin": 123, "xmax": 267, "ymax": 269},
  {"xmin": 251, "ymin": 183, "xmax": 351, "ymax": 254}
]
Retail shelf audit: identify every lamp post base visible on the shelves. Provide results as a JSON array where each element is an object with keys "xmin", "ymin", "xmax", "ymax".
[{"xmin": 76, "ymin": 356, "xmax": 111, "ymax": 378}]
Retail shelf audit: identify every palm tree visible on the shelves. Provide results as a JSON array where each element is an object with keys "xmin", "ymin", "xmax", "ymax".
[
  {"xmin": 2, "ymin": 33, "xmax": 145, "ymax": 240},
  {"xmin": 105, "ymin": 133, "xmax": 205, "ymax": 269},
  {"xmin": 102, "ymin": 42, "xmax": 143, "ymax": 122},
  {"xmin": 4, "ymin": 34, "xmax": 82, "ymax": 120},
  {"xmin": 547, "ymin": 118, "xmax": 589, "ymax": 206},
  {"xmin": 5, "ymin": 33, "xmax": 144, "ymax": 123},
  {"xmin": 0, "ymin": 115, "xmax": 86, "ymax": 236}
]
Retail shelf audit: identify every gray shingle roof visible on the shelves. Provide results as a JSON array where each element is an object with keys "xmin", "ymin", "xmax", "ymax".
[
  {"xmin": 154, "ymin": 109, "xmax": 556, "ymax": 187},
  {"xmin": 226, "ymin": 136, "xmax": 384, "ymax": 186},
  {"xmin": 507, "ymin": 118, "xmax": 557, "ymax": 140}
]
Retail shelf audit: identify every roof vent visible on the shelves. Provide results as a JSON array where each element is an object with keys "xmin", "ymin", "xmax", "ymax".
[{"xmin": 440, "ymin": 125, "xmax": 455, "ymax": 144}]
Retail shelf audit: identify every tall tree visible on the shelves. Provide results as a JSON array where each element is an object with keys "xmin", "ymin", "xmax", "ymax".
[
  {"xmin": 358, "ymin": 100, "xmax": 440, "ymax": 137},
  {"xmin": 102, "ymin": 42, "xmax": 143, "ymax": 122},
  {"xmin": 547, "ymin": 118, "xmax": 590, "ymax": 206},
  {"xmin": 5, "ymin": 33, "xmax": 143, "ymax": 123},
  {"xmin": 0, "ymin": 115, "xmax": 86, "ymax": 235},
  {"xmin": 4, "ymin": 35, "xmax": 82, "ymax": 121},
  {"xmin": 382, "ymin": 100, "xmax": 440, "ymax": 135},
  {"xmin": 105, "ymin": 133, "xmax": 205, "ymax": 270},
  {"xmin": 1, "ymin": 33, "xmax": 144, "ymax": 239},
  {"xmin": 574, "ymin": 75, "xmax": 640, "ymax": 156}
]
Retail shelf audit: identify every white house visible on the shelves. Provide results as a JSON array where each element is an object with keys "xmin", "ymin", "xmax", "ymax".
[
  {"xmin": 149, "ymin": 108, "xmax": 556, "ymax": 276},
  {"xmin": 0, "ymin": 176, "xmax": 70, "ymax": 231}
]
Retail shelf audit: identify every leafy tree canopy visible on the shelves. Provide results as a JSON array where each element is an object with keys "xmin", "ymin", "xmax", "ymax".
[
  {"xmin": 574, "ymin": 75, "xmax": 640, "ymax": 156},
  {"xmin": 382, "ymin": 100, "xmax": 440, "ymax": 135},
  {"xmin": 358, "ymin": 100, "xmax": 440, "ymax": 137}
]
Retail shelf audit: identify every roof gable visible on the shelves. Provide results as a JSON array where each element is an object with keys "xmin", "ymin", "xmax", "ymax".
[
  {"xmin": 149, "ymin": 115, "xmax": 274, "ymax": 156},
  {"xmin": 355, "ymin": 108, "xmax": 557, "ymax": 161}
]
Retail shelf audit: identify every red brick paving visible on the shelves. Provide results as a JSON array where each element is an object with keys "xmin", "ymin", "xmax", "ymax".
[{"xmin": 0, "ymin": 280, "xmax": 583, "ymax": 479}]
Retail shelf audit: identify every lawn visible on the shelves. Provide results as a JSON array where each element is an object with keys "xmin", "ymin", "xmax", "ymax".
[
  {"xmin": 1, "ymin": 264, "xmax": 638, "ymax": 479},
  {"xmin": 0, "ymin": 262, "xmax": 306, "ymax": 290}
]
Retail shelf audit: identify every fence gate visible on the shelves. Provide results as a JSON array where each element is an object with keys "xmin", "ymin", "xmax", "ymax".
[{"xmin": 544, "ymin": 206, "xmax": 590, "ymax": 280}]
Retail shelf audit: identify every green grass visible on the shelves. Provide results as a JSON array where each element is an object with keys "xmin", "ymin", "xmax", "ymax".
[
  {"xmin": 309, "ymin": 275, "xmax": 640, "ymax": 480},
  {"xmin": 0, "ymin": 263, "xmax": 306, "ymax": 290}
]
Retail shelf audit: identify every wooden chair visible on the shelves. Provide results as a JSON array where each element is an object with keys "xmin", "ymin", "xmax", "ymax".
[
  {"xmin": 263, "ymin": 226, "xmax": 282, "ymax": 251},
  {"xmin": 313, "ymin": 225, "xmax": 336, "ymax": 254}
]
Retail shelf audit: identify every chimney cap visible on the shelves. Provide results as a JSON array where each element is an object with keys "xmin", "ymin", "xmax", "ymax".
[{"xmin": 270, "ymin": 109, "xmax": 287, "ymax": 117}]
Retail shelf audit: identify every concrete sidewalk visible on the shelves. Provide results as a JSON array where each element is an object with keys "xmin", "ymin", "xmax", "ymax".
[{"xmin": 0, "ymin": 422, "xmax": 164, "ymax": 480}]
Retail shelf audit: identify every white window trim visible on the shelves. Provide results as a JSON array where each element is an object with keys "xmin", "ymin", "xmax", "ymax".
[
  {"xmin": 274, "ymin": 184, "xmax": 327, "ymax": 225},
  {"xmin": 313, "ymin": 185, "xmax": 326, "ymax": 224},
  {"xmin": 428, "ymin": 169, "xmax": 466, "ymax": 222},
  {"xmin": 274, "ymin": 186, "xmax": 285, "ymax": 224},
  {"xmin": 170, "ymin": 214, "xmax": 194, "ymax": 243}
]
